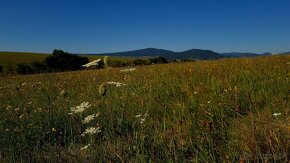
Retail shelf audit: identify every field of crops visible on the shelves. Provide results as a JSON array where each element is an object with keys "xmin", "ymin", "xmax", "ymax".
[{"xmin": 0, "ymin": 55, "xmax": 289, "ymax": 162}]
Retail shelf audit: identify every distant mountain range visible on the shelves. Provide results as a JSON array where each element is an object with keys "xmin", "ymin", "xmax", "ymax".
[
  {"xmin": 221, "ymin": 52, "xmax": 272, "ymax": 57},
  {"xmin": 83, "ymin": 48, "xmax": 287, "ymax": 60},
  {"xmin": 93, "ymin": 48, "xmax": 175, "ymax": 57},
  {"xmin": 84, "ymin": 48, "xmax": 223, "ymax": 60},
  {"xmin": 0, "ymin": 48, "xmax": 290, "ymax": 63}
]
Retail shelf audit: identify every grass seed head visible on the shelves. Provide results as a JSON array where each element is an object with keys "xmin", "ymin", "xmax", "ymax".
[
  {"xmin": 98, "ymin": 83, "xmax": 107, "ymax": 96},
  {"xmin": 104, "ymin": 56, "xmax": 109, "ymax": 68}
]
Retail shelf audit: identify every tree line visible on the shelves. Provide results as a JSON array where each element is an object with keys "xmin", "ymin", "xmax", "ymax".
[
  {"xmin": 2, "ymin": 49, "xmax": 170, "ymax": 75},
  {"xmin": 15, "ymin": 49, "xmax": 89, "ymax": 75}
]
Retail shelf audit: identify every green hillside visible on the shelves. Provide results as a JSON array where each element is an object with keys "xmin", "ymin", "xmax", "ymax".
[{"xmin": 0, "ymin": 52, "xmax": 49, "ymax": 72}]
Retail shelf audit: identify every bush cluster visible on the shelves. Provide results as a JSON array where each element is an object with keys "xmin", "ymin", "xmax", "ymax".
[
  {"xmin": 0, "ymin": 65, "xmax": 3, "ymax": 74},
  {"xmin": 16, "ymin": 49, "xmax": 89, "ymax": 75},
  {"xmin": 14, "ymin": 50, "xmax": 169, "ymax": 75},
  {"xmin": 45, "ymin": 49, "xmax": 89, "ymax": 71}
]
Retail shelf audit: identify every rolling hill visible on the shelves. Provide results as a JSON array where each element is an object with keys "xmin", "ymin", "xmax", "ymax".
[
  {"xmin": 85, "ymin": 48, "xmax": 175, "ymax": 57},
  {"xmin": 85, "ymin": 48, "xmax": 224, "ymax": 60},
  {"xmin": 0, "ymin": 52, "xmax": 49, "ymax": 71},
  {"xmin": 166, "ymin": 49, "xmax": 223, "ymax": 60},
  {"xmin": 221, "ymin": 52, "xmax": 272, "ymax": 57}
]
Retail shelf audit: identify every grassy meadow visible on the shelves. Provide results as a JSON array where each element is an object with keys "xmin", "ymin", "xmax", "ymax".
[
  {"xmin": 0, "ymin": 55, "xmax": 289, "ymax": 162},
  {"xmin": 0, "ymin": 52, "xmax": 49, "ymax": 72}
]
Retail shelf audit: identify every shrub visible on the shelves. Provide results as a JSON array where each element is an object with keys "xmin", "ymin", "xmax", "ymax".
[
  {"xmin": 149, "ymin": 57, "xmax": 168, "ymax": 64},
  {"xmin": 0, "ymin": 65, "xmax": 3, "ymax": 74},
  {"xmin": 109, "ymin": 60, "xmax": 130, "ymax": 68},
  {"xmin": 180, "ymin": 59, "xmax": 195, "ymax": 62},
  {"xmin": 30, "ymin": 61, "xmax": 47, "ymax": 73},
  {"xmin": 16, "ymin": 63, "xmax": 33, "ymax": 75},
  {"xmin": 132, "ymin": 59, "xmax": 150, "ymax": 66},
  {"xmin": 45, "ymin": 49, "xmax": 89, "ymax": 71},
  {"xmin": 6, "ymin": 63, "xmax": 15, "ymax": 74}
]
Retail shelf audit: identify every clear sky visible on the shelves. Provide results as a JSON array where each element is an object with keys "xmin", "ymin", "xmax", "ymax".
[{"xmin": 0, "ymin": 0, "xmax": 289, "ymax": 54}]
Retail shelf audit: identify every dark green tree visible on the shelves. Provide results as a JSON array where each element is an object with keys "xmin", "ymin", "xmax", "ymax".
[
  {"xmin": 16, "ymin": 63, "xmax": 33, "ymax": 75},
  {"xmin": 45, "ymin": 49, "xmax": 89, "ymax": 71},
  {"xmin": 30, "ymin": 61, "xmax": 47, "ymax": 73},
  {"xmin": 149, "ymin": 56, "xmax": 168, "ymax": 64},
  {"xmin": 0, "ymin": 65, "xmax": 3, "ymax": 74}
]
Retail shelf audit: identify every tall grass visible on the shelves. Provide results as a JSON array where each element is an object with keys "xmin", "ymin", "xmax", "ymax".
[{"xmin": 0, "ymin": 55, "xmax": 289, "ymax": 162}]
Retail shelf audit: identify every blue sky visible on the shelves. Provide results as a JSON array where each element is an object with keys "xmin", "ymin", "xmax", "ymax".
[{"xmin": 0, "ymin": 0, "xmax": 289, "ymax": 53}]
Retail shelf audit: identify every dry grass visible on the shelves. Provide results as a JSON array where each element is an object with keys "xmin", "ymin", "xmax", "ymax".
[{"xmin": 0, "ymin": 55, "xmax": 289, "ymax": 162}]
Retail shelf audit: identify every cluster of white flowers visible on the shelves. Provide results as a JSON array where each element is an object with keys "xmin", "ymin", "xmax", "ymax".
[
  {"xmin": 69, "ymin": 102, "xmax": 102, "ymax": 150},
  {"xmin": 81, "ymin": 126, "xmax": 101, "ymax": 137},
  {"xmin": 82, "ymin": 113, "xmax": 100, "ymax": 124},
  {"xmin": 120, "ymin": 68, "xmax": 136, "ymax": 72},
  {"xmin": 107, "ymin": 82, "xmax": 127, "ymax": 87},
  {"xmin": 69, "ymin": 102, "xmax": 91, "ymax": 114},
  {"xmin": 135, "ymin": 112, "xmax": 149, "ymax": 124},
  {"xmin": 273, "ymin": 113, "xmax": 282, "ymax": 117},
  {"xmin": 135, "ymin": 114, "xmax": 141, "ymax": 118}
]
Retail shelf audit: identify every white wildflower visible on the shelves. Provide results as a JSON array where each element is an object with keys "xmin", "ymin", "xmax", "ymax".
[
  {"xmin": 81, "ymin": 126, "xmax": 101, "ymax": 137},
  {"xmin": 80, "ymin": 144, "xmax": 91, "ymax": 151},
  {"xmin": 135, "ymin": 114, "xmax": 141, "ymax": 118},
  {"xmin": 120, "ymin": 68, "xmax": 136, "ymax": 72},
  {"xmin": 82, "ymin": 113, "xmax": 100, "ymax": 124},
  {"xmin": 273, "ymin": 113, "xmax": 281, "ymax": 117},
  {"xmin": 107, "ymin": 82, "xmax": 127, "ymax": 87},
  {"xmin": 136, "ymin": 112, "xmax": 149, "ymax": 124},
  {"xmin": 144, "ymin": 113, "xmax": 149, "ymax": 117},
  {"xmin": 70, "ymin": 102, "xmax": 91, "ymax": 114},
  {"xmin": 140, "ymin": 118, "xmax": 146, "ymax": 124}
]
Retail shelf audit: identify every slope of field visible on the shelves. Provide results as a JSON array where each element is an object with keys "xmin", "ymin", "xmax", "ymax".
[
  {"xmin": 0, "ymin": 52, "xmax": 49, "ymax": 71},
  {"xmin": 0, "ymin": 55, "xmax": 289, "ymax": 162}
]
